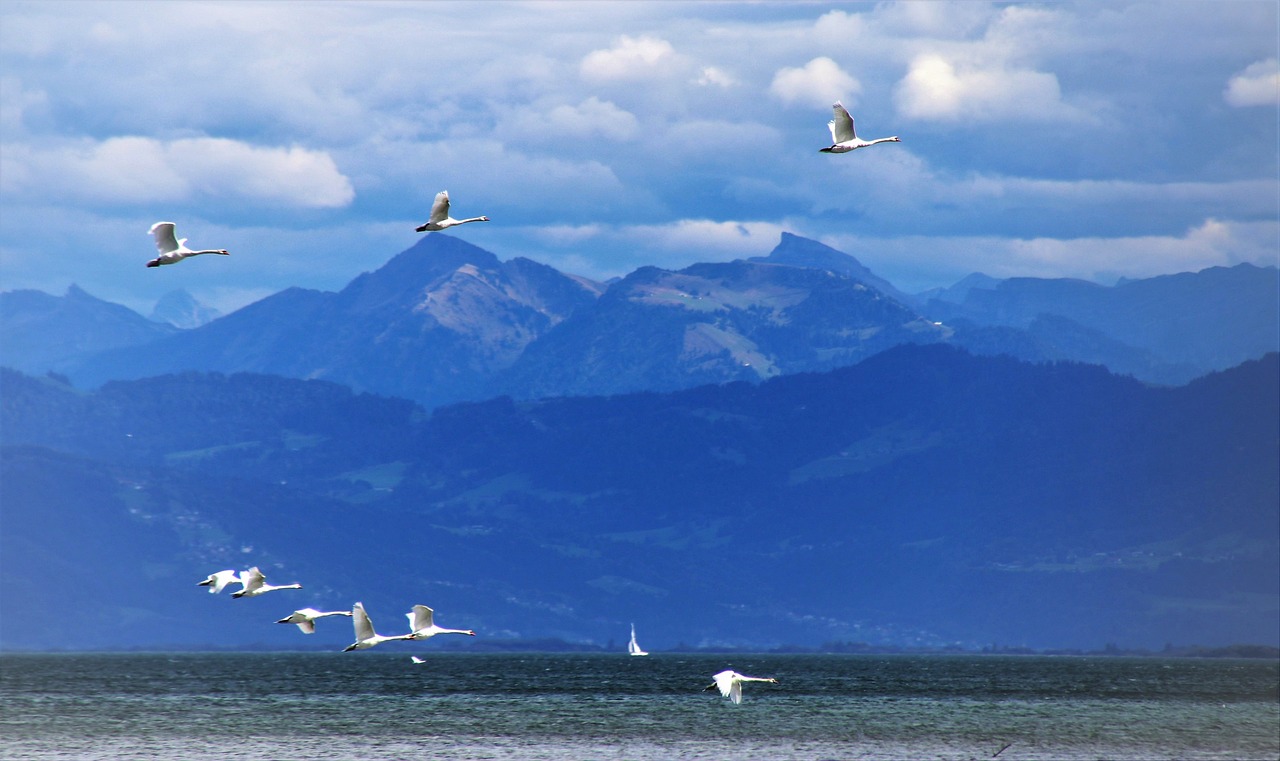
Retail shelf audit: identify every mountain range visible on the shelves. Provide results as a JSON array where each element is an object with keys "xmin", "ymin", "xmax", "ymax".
[
  {"xmin": 2, "ymin": 346, "xmax": 1276, "ymax": 651},
  {"xmin": 2, "ymin": 232, "xmax": 1275, "ymax": 652},
  {"xmin": 5, "ymin": 232, "xmax": 1276, "ymax": 407}
]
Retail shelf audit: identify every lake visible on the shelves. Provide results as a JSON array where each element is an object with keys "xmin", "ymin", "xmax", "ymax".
[{"xmin": 1, "ymin": 652, "xmax": 1276, "ymax": 760}]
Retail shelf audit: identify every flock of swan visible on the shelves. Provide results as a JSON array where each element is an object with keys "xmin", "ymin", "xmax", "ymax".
[
  {"xmin": 197, "ymin": 567, "xmax": 475, "ymax": 654},
  {"xmin": 173, "ymin": 101, "xmax": 891, "ymax": 702},
  {"xmin": 198, "ymin": 566, "xmax": 777, "ymax": 702},
  {"xmin": 144, "ymin": 102, "xmax": 895, "ymax": 266}
]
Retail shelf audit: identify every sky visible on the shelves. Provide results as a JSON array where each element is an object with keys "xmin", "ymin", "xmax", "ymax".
[{"xmin": 1, "ymin": 0, "xmax": 1277, "ymax": 315}]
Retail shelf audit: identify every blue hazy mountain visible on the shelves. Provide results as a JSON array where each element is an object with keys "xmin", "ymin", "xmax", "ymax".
[
  {"xmin": 149, "ymin": 289, "xmax": 222, "ymax": 328},
  {"xmin": 491, "ymin": 257, "xmax": 946, "ymax": 398},
  {"xmin": 925, "ymin": 264, "xmax": 1279, "ymax": 383},
  {"xmin": 68, "ymin": 234, "xmax": 603, "ymax": 406},
  {"xmin": 17, "ymin": 235, "xmax": 1279, "ymax": 404},
  {"xmin": 0, "ymin": 285, "xmax": 177, "ymax": 375},
  {"xmin": 3, "ymin": 346, "xmax": 1275, "ymax": 651}
]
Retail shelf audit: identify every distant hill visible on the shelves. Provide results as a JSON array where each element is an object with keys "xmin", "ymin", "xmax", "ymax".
[
  {"xmin": 3, "ymin": 347, "xmax": 1275, "ymax": 651},
  {"xmin": 9, "ymin": 234, "xmax": 1277, "ymax": 404},
  {"xmin": 925, "ymin": 264, "xmax": 1279, "ymax": 383},
  {"xmin": 492, "ymin": 257, "xmax": 946, "ymax": 398},
  {"xmin": 0, "ymin": 285, "xmax": 177, "ymax": 375},
  {"xmin": 150, "ymin": 289, "xmax": 221, "ymax": 328},
  {"xmin": 68, "ymin": 235, "xmax": 603, "ymax": 407}
]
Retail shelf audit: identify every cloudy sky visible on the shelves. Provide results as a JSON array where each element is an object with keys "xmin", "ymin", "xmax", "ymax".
[{"xmin": 2, "ymin": 1, "xmax": 1277, "ymax": 314}]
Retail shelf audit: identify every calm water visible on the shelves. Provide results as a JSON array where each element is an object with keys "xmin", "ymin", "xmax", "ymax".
[{"xmin": 1, "ymin": 652, "xmax": 1276, "ymax": 760}]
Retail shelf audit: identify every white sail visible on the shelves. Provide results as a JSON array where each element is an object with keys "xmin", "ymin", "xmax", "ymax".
[{"xmin": 628, "ymin": 623, "xmax": 648, "ymax": 656}]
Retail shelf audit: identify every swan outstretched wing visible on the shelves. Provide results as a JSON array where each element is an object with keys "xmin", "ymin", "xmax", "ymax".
[
  {"xmin": 352, "ymin": 602, "xmax": 375, "ymax": 642},
  {"xmin": 239, "ymin": 567, "xmax": 265, "ymax": 594},
  {"xmin": 408, "ymin": 604, "xmax": 435, "ymax": 633},
  {"xmin": 711, "ymin": 670, "xmax": 736, "ymax": 698},
  {"xmin": 428, "ymin": 191, "xmax": 451, "ymax": 225},
  {"xmin": 830, "ymin": 102, "xmax": 856, "ymax": 143},
  {"xmin": 149, "ymin": 222, "xmax": 180, "ymax": 255}
]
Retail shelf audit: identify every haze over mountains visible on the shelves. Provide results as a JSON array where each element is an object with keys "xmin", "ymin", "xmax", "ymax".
[
  {"xmin": 3, "ymin": 348, "xmax": 1276, "ymax": 652},
  {"xmin": 1, "ymin": 234, "xmax": 1276, "ymax": 652},
  {"xmin": 5, "ymin": 233, "xmax": 1277, "ymax": 408}
]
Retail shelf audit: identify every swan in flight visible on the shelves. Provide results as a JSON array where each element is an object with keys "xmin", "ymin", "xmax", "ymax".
[
  {"xmin": 344, "ymin": 602, "xmax": 416, "ymax": 651},
  {"xmin": 146, "ymin": 222, "xmax": 230, "ymax": 267},
  {"xmin": 705, "ymin": 669, "xmax": 778, "ymax": 704},
  {"xmin": 197, "ymin": 570, "xmax": 244, "ymax": 595},
  {"xmin": 276, "ymin": 607, "xmax": 354, "ymax": 634},
  {"xmin": 230, "ymin": 567, "xmax": 302, "ymax": 598},
  {"xmin": 820, "ymin": 102, "xmax": 900, "ymax": 153},
  {"xmin": 406, "ymin": 604, "xmax": 476, "ymax": 640},
  {"xmin": 415, "ymin": 191, "xmax": 490, "ymax": 232},
  {"xmin": 410, "ymin": 656, "xmax": 427, "ymax": 664}
]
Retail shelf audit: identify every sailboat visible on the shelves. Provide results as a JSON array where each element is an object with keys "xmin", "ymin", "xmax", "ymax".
[{"xmin": 628, "ymin": 623, "xmax": 648, "ymax": 656}]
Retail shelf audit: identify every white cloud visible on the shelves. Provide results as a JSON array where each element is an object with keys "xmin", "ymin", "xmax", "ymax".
[
  {"xmin": 822, "ymin": 218, "xmax": 1279, "ymax": 293},
  {"xmin": 894, "ymin": 53, "xmax": 1071, "ymax": 122},
  {"xmin": 1, "ymin": 136, "xmax": 354, "ymax": 208},
  {"xmin": 506, "ymin": 97, "xmax": 639, "ymax": 142},
  {"xmin": 695, "ymin": 66, "xmax": 737, "ymax": 88},
  {"xmin": 580, "ymin": 35, "xmax": 676, "ymax": 81},
  {"xmin": 1225, "ymin": 59, "xmax": 1280, "ymax": 107},
  {"xmin": 770, "ymin": 57, "xmax": 860, "ymax": 106}
]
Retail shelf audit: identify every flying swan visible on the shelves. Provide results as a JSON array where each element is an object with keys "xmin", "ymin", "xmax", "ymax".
[
  {"xmin": 197, "ymin": 570, "xmax": 245, "ymax": 595},
  {"xmin": 344, "ymin": 602, "xmax": 416, "ymax": 651},
  {"xmin": 146, "ymin": 222, "xmax": 230, "ymax": 267},
  {"xmin": 705, "ymin": 669, "xmax": 778, "ymax": 704},
  {"xmin": 820, "ymin": 102, "xmax": 900, "ymax": 153},
  {"xmin": 230, "ymin": 567, "xmax": 302, "ymax": 598},
  {"xmin": 406, "ymin": 604, "xmax": 476, "ymax": 641},
  {"xmin": 276, "ymin": 607, "xmax": 354, "ymax": 634},
  {"xmin": 415, "ymin": 191, "xmax": 490, "ymax": 232}
]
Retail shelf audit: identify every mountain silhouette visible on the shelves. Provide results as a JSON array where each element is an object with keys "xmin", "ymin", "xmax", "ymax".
[
  {"xmin": 3, "ymin": 347, "xmax": 1275, "ymax": 651},
  {"xmin": 8, "ymin": 233, "xmax": 1276, "ymax": 405}
]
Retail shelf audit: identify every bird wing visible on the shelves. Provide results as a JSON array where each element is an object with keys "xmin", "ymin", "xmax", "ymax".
[
  {"xmin": 297, "ymin": 619, "xmax": 316, "ymax": 634},
  {"xmin": 352, "ymin": 602, "xmax": 375, "ymax": 641},
  {"xmin": 729, "ymin": 681, "xmax": 743, "ymax": 704},
  {"xmin": 830, "ymin": 102, "xmax": 856, "ymax": 143},
  {"xmin": 712, "ymin": 670, "xmax": 736, "ymax": 698},
  {"xmin": 428, "ymin": 191, "xmax": 451, "ymax": 224},
  {"xmin": 149, "ymin": 222, "xmax": 180, "ymax": 255},
  {"xmin": 239, "ymin": 567, "xmax": 265, "ymax": 593},
  {"xmin": 408, "ymin": 604, "xmax": 435, "ymax": 632}
]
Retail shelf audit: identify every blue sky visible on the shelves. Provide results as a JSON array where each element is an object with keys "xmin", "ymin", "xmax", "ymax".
[{"xmin": 2, "ymin": 1, "xmax": 1277, "ymax": 315}]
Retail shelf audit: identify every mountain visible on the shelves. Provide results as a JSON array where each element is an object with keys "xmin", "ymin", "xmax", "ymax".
[
  {"xmin": 0, "ymin": 285, "xmax": 177, "ymax": 375},
  {"xmin": 69, "ymin": 235, "xmax": 604, "ymax": 407},
  {"xmin": 924, "ymin": 264, "xmax": 1280, "ymax": 384},
  {"xmin": 492, "ymin": 258, "xmax": 947, "ymax": 398},
  {"xmin": 149, "ymin": 289, "xmax": 222, "ymax": 328},
  {"xmin": 3, "ymin": 347, "xmax": 1275, "ymax": 651},
  {"xmin": 19, "ymin": 234, "xmax": 1280, "ymax": 404},
  {"xmin": 747, "ymin": 231, "xmax": 914, "ymax": 304}
]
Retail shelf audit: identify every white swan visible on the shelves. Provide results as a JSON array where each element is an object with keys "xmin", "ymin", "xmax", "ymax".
[
  {"xmin": 230, "ymin": 566, "xmax": 302, "ymax": 598},
  {"xmin": 197, "ymin": 569, "xmax": 244, "ymax": 595},
  {"xmin": 275, "ymin": 607, "xmax": 354, "ymax": 634},
  {"xmin": 415, "ymin": 191, "xmax": 490, "ymax": 232},
  {"xmin": 410, "ymin": 656, "xmax": 427, "ymax": 664},
  {"xmin": 406, "ymin": 604, "xmax": 476, "ymax": 640},
  {"xmin": 344, "ymin": 602, "xmax": 416, "ymax": 651},
  {"xmin": 146, "ymin": 222, "xmax": 230, "ymax": 267},
  {"xmin": 705, "ymin": 669, "xmax": 778, "ymax": 704},
  {"xmin": 820, "ymin": 102, "xmax": 900, "ymax": 153}
]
